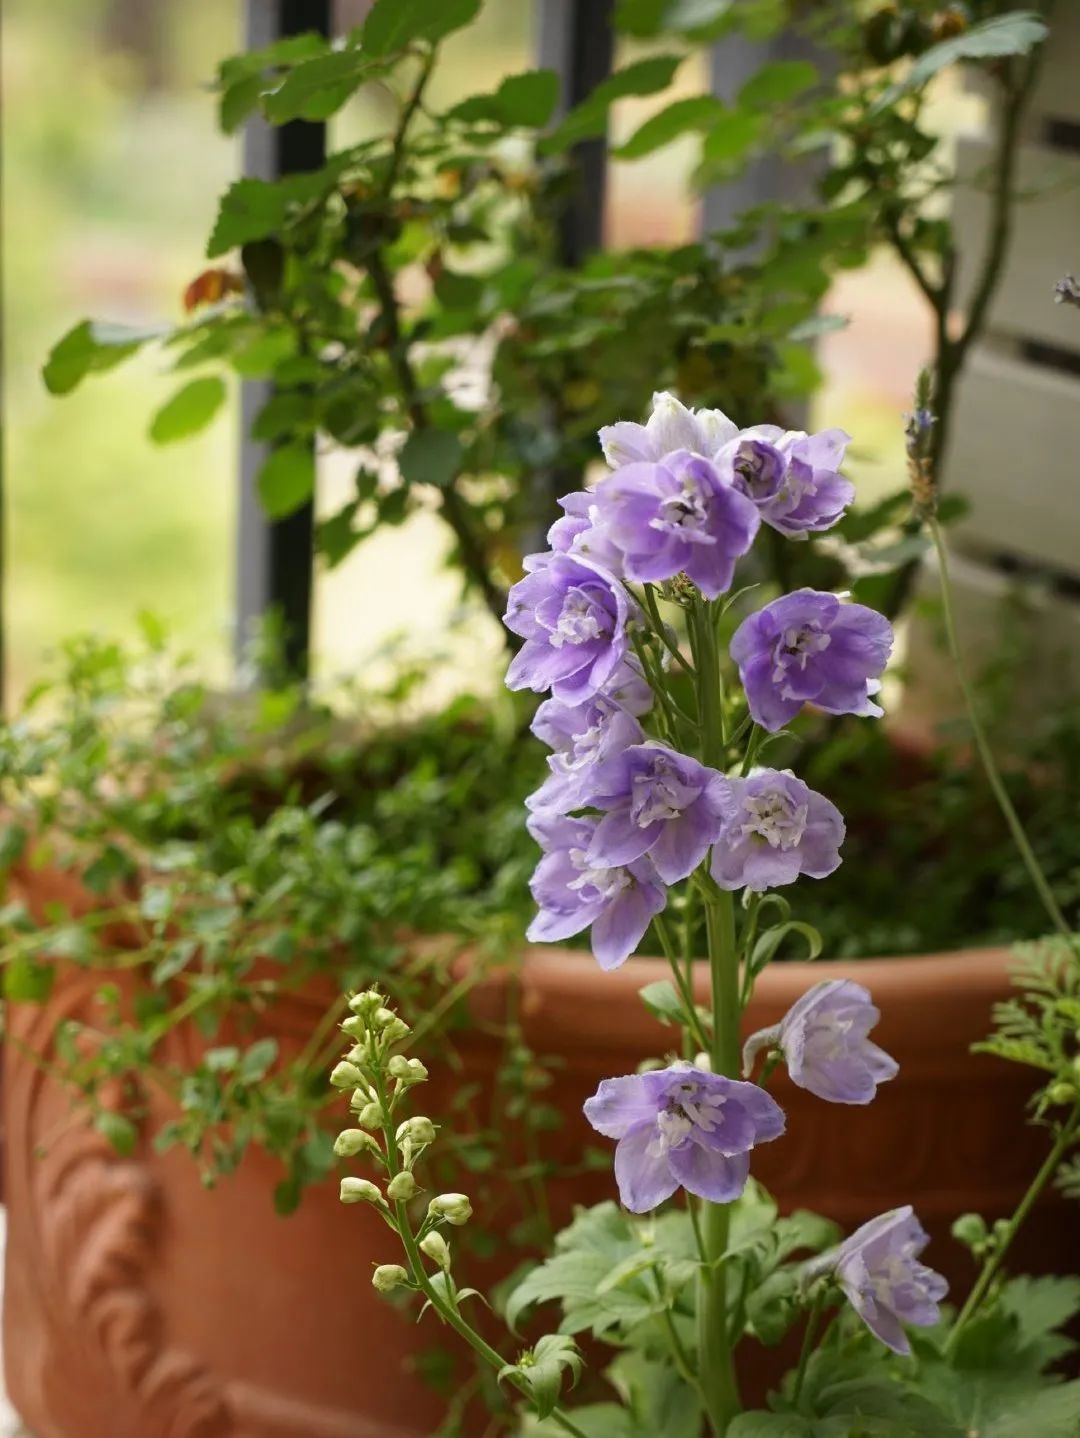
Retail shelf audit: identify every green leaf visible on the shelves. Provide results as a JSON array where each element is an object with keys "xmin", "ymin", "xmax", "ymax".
[
  {"xmin": 43, "ymin": 319, "xmax": 168, "ymax": 396},
  {"xmin": 750, "ymin": 920, "xmax": 822, "ymax": 973},
  {"xmin": 699, "ymin": 109, "xmax": 764, "ymax": 172},
  {"xmin": 398, "ymin": 429, "xmax": 463, "ymax": 490},
  {"xmin": 540, "ymin": 55, "xmax": 684, "ymax": 155},
  {"xmin": 738, "ymin": 59, "xmax": 817, "ymax": 111},
  {"xmin": 1000, "ymin": 1275, "xmax": 1080, "ymax": 1353},
  {"xmin": 499, "ymin": 1334, "xmax": 582, "ymax": 1421},
  {"xmin": 637, "ymin": 979, "xmax": 685, "ymax": 1025},
  {"xmin": 207, "ymin": 173, "xmax": 328, "ymax": 258},
  {"xmin": 257, "ymin": 443, "xmax": 315, "ymax": 518},
  {"xmin": 263, "ymin": 48, "xmax": 371, "ymax": 123},
  {"xmin": 238, "ymin": 1038, "xmax": 279, "ymax": 1083},
  {"xmin": 728, "ymin": 1416, "xmax": 813, "ymax": 1438},
  {"xmin": 876, "ymin": 12, "xmax": 1048, "ymax": 108},
  {"xmin": 220, "ymin": 73, "xmax": 266, "ymax": 133},
  {"xmin": 4, "ymin": 956, "xmax": 55, "ymax": 1003},
  {"xmin": 787, "ymin": 313, "xmax": 848, "ymax": 343},
  {"xmin": 433, "ymin": 269, "xmax": 485, "ymax": 310},
  {"xmin": 615, "ymin": 95, "xmax": 723, "ymax": 159},
  {"xmin": 496, "ymin": 69, "xmax": 560, "ymax": 127},
  {"xmin": 0, "ymin": 823, "xmax": 28, "ymax": 869},
  {"xmin": 96, "ymin": 1110, "xmax": 138, "ymax": 1157},
  {"xmin": 363, "ymin": 0, "xmax": 481, "ymax": 58},
  {"xmin": 149, "ymin": 377, "xmax": 227, "ymax": 444}
]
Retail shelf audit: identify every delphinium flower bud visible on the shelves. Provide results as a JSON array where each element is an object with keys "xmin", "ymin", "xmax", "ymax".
[
  {"xmin": 372, "ymin": 1264, "xmax": 410, "ymax": 1293},
  {"xmin": 388, "ymin": 1055, "xmax": 428, "ymax": 1085},
  {"xmin": 340, "ymin": 1016, "xmax": 367, "ymax": 1040},
  {"xmin": 334, "ymin": 1128, "xmax": 381, "ymax": 1159},
  {"xmin": 349, "ymin": 989, "xmax": 385, "ymax": 1019},
  {"xmin": 352, "ymin": 1099, "xmax": 384, "ymax": 1129},
  {"xmin": 428, "ymin": 1193, "xmax": 473, "ymax": 1226},
  {"xmin": 419, "ymin": 1231, "xmax": 451, "ymax": 1270},
  {"xmin": 386, "ymin": 1171, "xmax": 419, "ymax": 1202},
  {"xmin": 340, "ymin": 1177, "xmax": 383, "ymax": 1205},
  {"xmin": 396, "ymin": 1116, "xmax": 437, "ymax": 1146},
  {"xmin": 330, "ymin": 1060, "xmax": 365, "ymax": 1089}
]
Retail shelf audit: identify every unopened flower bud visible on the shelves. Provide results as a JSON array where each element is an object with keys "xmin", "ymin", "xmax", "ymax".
[
  {"xmin": 334, "ymin": 1128, "xmax": 381, "ymax": 1159},
  {"xmin": 388, "ymin": 1055, "xmax": 428, "ymax": 1084},
  {"xmin": 340, "ymin": 1176, "xmax": 382, "ymax": 1205},
  {"xmin": 373, "ymin": 1007, "xmax": 399, "ymax": 1030},
  {"xmin": 382, "ymin": 1017, "xmax": 410, "ymax": 1044},
  {"xmin": 387, "ymin": 1171, "xmax": 419, "ymax": 1202},
  {"xmin": 419, "ymin": 1231, "xmax": 451, "ymax": 1269},
  {"xmin": 371, "ymin": 1263, "xmax": 409, "ymax": 1293},
  {"xmin": 396, "ymin": 1117, "xmax": 437, "ymax": 1146},
  {"xmin": 1048, "ymin": 1082, "xmax": 1077, "ymax": 1107},
  {"xmin": 354, "ymin": 1101, "xmax": 384, "ymax": 1129},
  {"xmin": 428, "ymin": 1192, "xmax": 472, "ymax": 1226},
  {"xmin": 340, "ymin": 1016, "xmax": 367, "ymax": 1040},
  {"xmin": 950, "ymin": 1213, "xmax": 987, "ymax": 1249},
  {"xmin": 348, "ymin": 989, "xmax": 384, "ymax": 1019},
  {"xmin": 330, "ymin": 1060, "xmax": 364, "ymax": 1090}
]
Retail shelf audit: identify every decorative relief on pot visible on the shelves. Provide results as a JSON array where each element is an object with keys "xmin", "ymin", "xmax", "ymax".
[{"xmin": 5, "ymin": 990, "xmax": 235, "ymax": 1438}]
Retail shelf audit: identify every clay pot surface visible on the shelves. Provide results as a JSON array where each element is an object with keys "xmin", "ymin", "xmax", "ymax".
[{"xmin": 5, "ymin": 845, "xmax": 1077, "ymax": 1438}]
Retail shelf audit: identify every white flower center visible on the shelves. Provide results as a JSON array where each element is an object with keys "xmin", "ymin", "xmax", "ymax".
[
  {"xmin": 654, "ymin": 473, "xmax": 710, "ymax": 536},
  {"xmin": 630, "ymin": 758, "xmax": 693, "ymax": 827},
  {"xmin": 567, "ymin": 847, "xmax": 630, "ymax": 902},
  {"xmin": 648, "ymin": 1080, "xmax": 726, "ymax": 1157},
  {"xmin": 741, "ymin": 789, "xmax": 808, "ymax": 849},
  {"xmin": 773, "ymin": 621, "xmax": 830, "ymax": 679},
  {"xmin": 551, "ymin": 587, "xmax": 610, "ymax": 648}
]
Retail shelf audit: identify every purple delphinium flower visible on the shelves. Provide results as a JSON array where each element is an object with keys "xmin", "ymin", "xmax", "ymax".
[
  {"xmin": 584, "ymin": 1062, "xmax": 785, "ymax": 1212},
  {"xmin": 807, "ymin": 1207, "xmax": 947, "ymax": 1355},
  {"xmin": 742, "ymin": 979, "xmax": 898, "ymax": 1104},
  {"xmin": 730, "ymin": 589, "xmax": 894, "ymax": 732},
  {"xmin": 588, "ymin": 449, "xmax": 760, "ymax": 599},
  {"xmin": 527, "ymin": 698, "xmax": 645, "ymax": 815},
  {"xmin": 504, "ymin": 552, "xmax": 636, "ymax": 704},
  {"xmin": 526, "ymin": 813, "xmax": 666, "ymax": 970},
  {"xmin": 710, "ymin": 769, "xmax": 844, "ymax": 892},
  {"xmin": 718, "ymin": 426, "xmax": 854, "ymax": 539},
  {"xmin": 598, "ymin": 391, "xmax": 738, "ymax": 469},
  {"xmin": 585, "ymin": 742, "xmax": 728, "ymax": 884}
]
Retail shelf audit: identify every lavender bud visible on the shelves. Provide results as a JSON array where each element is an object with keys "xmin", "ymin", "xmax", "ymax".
[
  {"xmin": 330, "ymin": 1060, "xmax": 364, "ymax": 1090},
  {"xmin": 419, "ymin": 1231, "xmax": 451, "ymax": 1270},
  {"xmin": 339, "ymin": 1177, "xmax": 382, "ymax": 1205},
  {"xmin": 386, "ymin": 1171, "xmax": 419, "ymax": 1201},
  {"xmin": 428, "ymin": 1193, "xmax": 473, "ymax": 1226},
  {"xmin": 371, "ymin": 1264, "xmax": 409, "ymax": 1293}
]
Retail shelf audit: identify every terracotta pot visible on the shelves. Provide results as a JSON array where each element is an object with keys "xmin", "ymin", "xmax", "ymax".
[{"xmin": 5, "ymin": 934, "xmax": 1075, "ymax": 1438}]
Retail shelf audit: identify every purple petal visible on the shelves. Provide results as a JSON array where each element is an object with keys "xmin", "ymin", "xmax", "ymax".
[
  {"xmin": 668, "ymin": 1144, "xmax": 750, "ymax": 1204},
  {"xmin": 613, "ymin": 1125, "xmax": 680, "ymax": 1212}
]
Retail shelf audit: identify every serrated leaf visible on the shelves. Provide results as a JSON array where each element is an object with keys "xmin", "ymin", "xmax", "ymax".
[
  {"xmin": 96, "ymin": 1110, "xmax": 138, "ymax": 1157},
  {"xmin": 257, "ymin": 443, "xmax": 315, "ymax": 518},
  {"xmin": 738, "ymin": 59, "xmax": 817, "ymax": 111},
  {"xmin": 149, "ymin": 377, "xmax": 227, "ymax": 444},
  {"xmin": 540, "ymin": 55, "xmax": 684, "ymax": 155},
  {"xmin": 875, "ymin": 12, "xmax": 1048, "ymax": 109},
  {"xmin": 496, "ymin": 69, "xmax": 560, "ymax": 127},
  {"xmin": 207, "ymin": 173, "xmax": 329, "ymax": 258},
  {"xmin": 615, "ymin": 95, "xmax": 723, "ymax": 159},
  {"xmin": 398, "ymin": 428, "xmax": 462, "ymax": 490},
  {"xmin": 363, "ymin": 0, "xmax": 481, "ymax": 58},
  {"xmin": 729, "ymin": 1416, "xmax": 813, "ymax": 1438},
  {"xmin": 637, "ymin": 978, "xmax": 685, "ymax": 1025},
  {"xmin": 263, "ymin": 48, "xmax": 371, "ymax": 123},
  {"xmin": 43, "ymin": 319, "xmax": 168, "ymax": 396}
]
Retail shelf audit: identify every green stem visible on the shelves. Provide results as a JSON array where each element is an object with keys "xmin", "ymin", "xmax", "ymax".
[
  {"xmin": 929, "ymin": 517, "xmax": 1072, "ymax": 941},
  {"xmin": 642, "ymin": 584, "xmax": 695, "ymax": 677},
  {"xmin": 654, "ymin": 915, "xmax": 710, "ymax": 1053},
  {"xmin": 946, "ymin": 1102, "xmax": 1080, "ymax": 1354},
  {"xmin": 791, "ymin": 1293, "xmax": 826, "ymax": 1409},
  {"xmin": 740, "ymin": 725, "xmax": 764, "ymax": 776}
]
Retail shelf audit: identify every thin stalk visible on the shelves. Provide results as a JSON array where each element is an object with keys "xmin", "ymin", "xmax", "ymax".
[
  {"xmin": 946, "ymin": 1101, "xmax": 1080, "ymax": 1353},
  {"xmin": 929, "ymin": 516, "xmax": 1072, "ymax": 940},
  {"xmin": 791, "ymin": 1292, "xmax": 826, "ymax": 1409},
  {"xmin": 642, "ymin": 584, "xmax": 695, "ymax": 678},
  {"xmin": 740, "ymin": 725, "xmax": 764, "ymax": 777},
  {"xmin": 655, "ymin": 914, "xmax": 709, "ymax": 1052}
]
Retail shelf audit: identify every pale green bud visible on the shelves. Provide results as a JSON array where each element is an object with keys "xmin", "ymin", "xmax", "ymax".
[
  {"xmin": 388, "ymin": 1055, "xmax": 428, "ymax": 1084},
  {"xmin": 382, "ymin": 1017, "xmax": 410, "ymax": 1044},
  {"xmin": 372, "ymin": 1263, "xmax": 409, "ymax": 1293},
  {"xmin": 386, "ymin": 1171, "xmax": 419, "ymax": 1202},
  {"xmin": 330, "ymin": 1060, "xmax": 364, "ymax": 1089},
  {"xmin": 1049, "ymin": 1081, "xmax": 1077, "ymax": 1106},
  {"xmin": 419, "ymin": 1231, "xmax": 450, "ymax": 1270},
  {"xmin": 339, "ymin": 1177, "xmax": 382, "ymax": 1205},
  {"xmin": 334, "ymin": 1128, "xmax": 380, "ymax": 1159},
  {"xmin": 396, "ymin": 1117, "xmax": 437, "ymax": 1146},
  {"xmin": 354, "ymin": 1101, "xmax": 384, "ymax": 1129},
  {"xmin": 346, "ymin": 1043, "xmax": 368, "ymax": 1065},
  {"xmin": 428, "ymin": 1192, "xmax": 472, "ymax": 1226},
  {"xmin": 348, "ymin": 989, "xmax": 384, "ymax": 1019},
  {"xmin": 340, "ymin": 1015, "xmax": 367, "ymax": 1040},
  {"xmin": 372, "ymin": 1007, "xmax": 399, "ymax": 1030}
]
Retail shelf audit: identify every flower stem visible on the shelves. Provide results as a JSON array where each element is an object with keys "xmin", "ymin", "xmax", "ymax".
[
  {"xmin": 946, "ymin": 1100, "xmax": 1080, "ymax": 1354},
  {"xmin": 929, "ymin": 516, "xmax": 1072, "ymax": 942},
  {"xmin": 791, "ymin": 1292, "xmax": 825, "ymax": 1409}
]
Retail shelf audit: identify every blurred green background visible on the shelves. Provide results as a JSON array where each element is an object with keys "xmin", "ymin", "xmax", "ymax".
[{"xmin": 4, "ymin": 0, "xmax": 964, "ymax": 703}]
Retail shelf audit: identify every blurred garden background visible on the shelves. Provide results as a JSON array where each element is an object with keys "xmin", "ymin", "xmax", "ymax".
[{"xmin": 4, "ymin": 0, "xmax": 982, "ymax": 705}]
